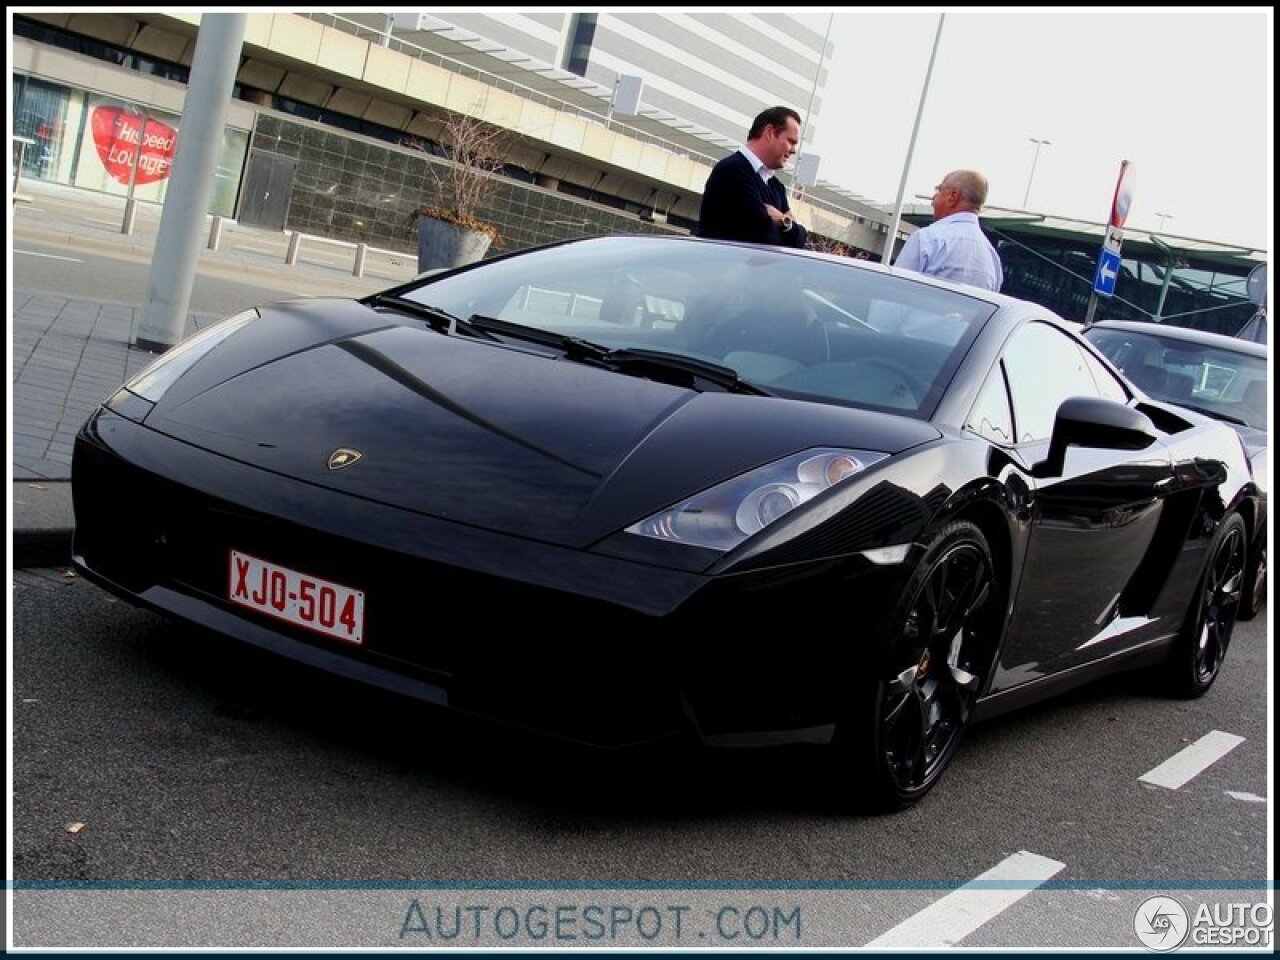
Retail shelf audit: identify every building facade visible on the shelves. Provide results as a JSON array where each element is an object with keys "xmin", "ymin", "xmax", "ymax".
[
  {"xmin": 370, "ymin": 11, "xmax": 834, "ymax": 152},
  {"xmin": 11, "ymin": 11, "xmax": 884, "ymax": 251}
]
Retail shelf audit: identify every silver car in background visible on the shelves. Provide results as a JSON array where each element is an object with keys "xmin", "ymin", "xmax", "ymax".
[{"xmin": 1084, "ymin": 319, "xmax": 1268, "ymax": 619}]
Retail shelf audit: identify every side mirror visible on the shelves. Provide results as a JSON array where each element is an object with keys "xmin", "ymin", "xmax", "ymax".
[{"xmin": 1032, "ymin": 396, "xmax": 1157, "ymax": 478}]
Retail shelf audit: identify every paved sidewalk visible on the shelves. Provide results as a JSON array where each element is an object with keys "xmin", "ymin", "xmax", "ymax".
[
  {"xmin": 10, "ymin": 180, "xmax": 418, "ymax": 566},
  {"xmin": 12, "ymin": 291, "xmax": 201, "ymax": 482}
]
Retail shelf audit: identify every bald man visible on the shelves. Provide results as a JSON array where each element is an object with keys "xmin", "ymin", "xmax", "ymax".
[{"xmin": 895, "ymin": 169, "xmax": 1003, "ymax": 291}]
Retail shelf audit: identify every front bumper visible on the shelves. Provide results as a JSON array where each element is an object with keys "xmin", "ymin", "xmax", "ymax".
[{"xmin": 73, "ymin": 410, "xmax": 911, "ymax": 748}]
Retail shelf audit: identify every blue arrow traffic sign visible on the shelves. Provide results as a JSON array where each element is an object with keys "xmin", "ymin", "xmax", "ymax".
[{"xmin": 1094, "ymin": 248, "xmax": 1122, "ymax": 297}]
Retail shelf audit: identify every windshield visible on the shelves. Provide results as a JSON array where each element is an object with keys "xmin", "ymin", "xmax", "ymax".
[
  {"xmin": 394, "ymin": 236, "xmax": 998, "ymax": 418},
  {"xmin": 1085, "ymin": 326, "xmax": 1269, "ymax": 431}
]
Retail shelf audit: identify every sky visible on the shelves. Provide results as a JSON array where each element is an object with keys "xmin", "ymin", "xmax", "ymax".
[{"xmin": 796, "ymin": 7, "xmax": 1272, "ymax": 251}]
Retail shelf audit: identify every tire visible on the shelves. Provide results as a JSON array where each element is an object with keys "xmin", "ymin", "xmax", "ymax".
[
  {"xmin": 1162, "ymin": 512, "xmax": 1247, "ymax": 698},
  {"xmin": 836, "ymin": 521, "xmax": 998, "ymax": 812},
  {"xmin": 1238, "ymin": 531, "xmax": 1266, "ymax": 622}
]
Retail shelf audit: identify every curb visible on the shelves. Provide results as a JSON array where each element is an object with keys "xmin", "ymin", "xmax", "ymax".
[{"xmin": 12, "ymin": 480, "xmax": 77, "ymax": 570}]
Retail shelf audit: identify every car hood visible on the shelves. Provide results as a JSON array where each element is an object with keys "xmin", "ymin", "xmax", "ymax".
[{"xmin": 145, "ymin": 300, "xmax": 941, "ymax": 547}]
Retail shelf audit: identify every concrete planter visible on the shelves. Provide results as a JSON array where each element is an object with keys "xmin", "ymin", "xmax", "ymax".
[{"xmin": 416, "ymin": 215, "xmax": 493, "ymax": 273}]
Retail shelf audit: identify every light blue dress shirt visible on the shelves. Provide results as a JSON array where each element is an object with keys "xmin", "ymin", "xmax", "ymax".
[{"xmin": 894, "ymin": 211, "xmax": 1004, "ymax": 292}]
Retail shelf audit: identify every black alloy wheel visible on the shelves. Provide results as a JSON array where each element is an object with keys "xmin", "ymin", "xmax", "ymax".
[
  {"xmin": 841, "ymin": 521, "xmax": 997, "ymax": 811},
  {"xmin": 1164, "ymin": 512, "xmax": 1247, "ymax": 698}
]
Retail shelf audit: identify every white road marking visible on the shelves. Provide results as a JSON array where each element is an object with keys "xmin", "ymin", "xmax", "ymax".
[
  {"xmin": 235, "ymin": 244, "xmax": 280, "ymax": 255},
  {"xmin": 1139, "ymin": 730, "xmax": 1245, "ymax": 790},
  {"xmin": 14, "ymin": 249, "xmax": 82, "ymax": 262},
  {"xmin": 1225, "ymin": 790, "xmax": 1266, "ymax": 803},
  {"xmin": 864, "ymin": 850, "xmax": 1066, "ymax": 949}
]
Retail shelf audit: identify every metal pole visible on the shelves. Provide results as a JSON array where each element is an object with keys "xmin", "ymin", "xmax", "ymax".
[
  {"xmin": 881, "ymin": 12, "xmax": 946, "ymax": 264},
  {"xmin": 136, "ymin": 13, "xmax": 247, "ymax": 351},
  {"xmin": 795, "ymin": 12, "xmax": 834, "ymax": 169},
  {"xmin": 13, "ymin": 137, "xmax": 32, "ymax": 199},
  {"xmin": 1154, "ymin": 265, "xmax": 1174, "ymax": 320},
  {"xmin": 122, "ymin": 112, "xmax": 147, "ymax": 235},
  {"xmin": 1022, "ymin": 138, "xmax": 1050, "ymax": 208},
  {"xmin": 1150, "ymin": 234, "xmax": 1176, "ymax": 321}
]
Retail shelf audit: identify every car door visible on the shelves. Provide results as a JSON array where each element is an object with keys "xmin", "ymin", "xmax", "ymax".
[{"xmin": 984, "ymin": 320, "xmax": 1176, "ymax": 692}]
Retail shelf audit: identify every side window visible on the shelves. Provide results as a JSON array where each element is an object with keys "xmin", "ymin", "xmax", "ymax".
[
  {"xmin": 966, "ymin": 362, "xmax": 1014, "ymax": 445},
  {"xmin": 1080, "ymin": 345, "xmax": 1129, "ymax": 402},
  {"xmin": 1002, "ymin": 321, "xmax": 1105, "ymax": 442}
]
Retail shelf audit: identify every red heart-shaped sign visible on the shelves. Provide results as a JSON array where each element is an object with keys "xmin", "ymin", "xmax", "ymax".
[{"xmin": 91, "ymin": 106, "xmax": 178, "ymax": 186}]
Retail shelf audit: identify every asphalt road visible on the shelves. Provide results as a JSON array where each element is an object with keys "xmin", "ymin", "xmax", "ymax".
[{"xmin": 11, "ymin": 567, "xmax": 1270, "ymax": 949}]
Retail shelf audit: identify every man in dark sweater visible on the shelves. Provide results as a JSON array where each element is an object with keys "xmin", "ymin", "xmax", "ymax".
[{"xmin": 696, "ymin": 105, "xmax": 808, "ymax": 248}]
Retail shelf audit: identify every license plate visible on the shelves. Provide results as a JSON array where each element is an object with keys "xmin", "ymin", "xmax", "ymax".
[{"xmin": 228, "ymin": 550, "xmax": 365, "ymax": 645}]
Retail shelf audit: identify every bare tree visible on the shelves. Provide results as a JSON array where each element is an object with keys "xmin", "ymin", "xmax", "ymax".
[{"xmin": 411, "ymin": 109, "xmax": 510, "ymax": 243}]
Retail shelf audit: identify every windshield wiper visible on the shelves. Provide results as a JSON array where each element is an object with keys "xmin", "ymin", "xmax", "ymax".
[
  {"xmin": 462, "ymin": 313, "xmax": 612, "ymax": 361},
  {"xmin": 601, "ymin": 348, "xmax": 769, "ymax": 395},
  {"xmin": 367, "ymin": 294, "xmax": 500, "ymax": 341},
  {"xmin": 461, "ymin": 315, "xmax": 768, "ymax": 395}
]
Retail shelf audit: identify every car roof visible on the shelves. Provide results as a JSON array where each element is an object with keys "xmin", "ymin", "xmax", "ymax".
[{"xmin": 1082, "ymin": 319, "xmax": 1268, "ymax": 357}]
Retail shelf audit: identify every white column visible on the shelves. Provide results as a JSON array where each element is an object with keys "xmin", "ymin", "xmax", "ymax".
[{"xmin": 136, "ymin": 13, "xmax": 247, "ymax": 351}]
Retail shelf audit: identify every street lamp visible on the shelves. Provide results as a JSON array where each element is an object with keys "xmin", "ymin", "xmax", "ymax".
[
  {"xmin": 1022, "ymin": 137, "xmax": 1051, "ymax": 208},
  {"xmin": 1154, "ymin": 211, "xmax": 1173, "ymax": 232}
]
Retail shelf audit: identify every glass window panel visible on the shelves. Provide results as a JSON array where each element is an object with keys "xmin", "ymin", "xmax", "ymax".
[{"xmin": 1003, "ymin": 322, "xmax": 1102, "ymax": 442}]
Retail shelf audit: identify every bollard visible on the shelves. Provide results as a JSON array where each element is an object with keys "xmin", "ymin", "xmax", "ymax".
[
  {"xmin": 207, "ymin": 215, "xmax": 224, "ymax": 251},
  {"xmin": 121, "ymin": 197, "xmax": 138, "ymax": 235},
  {"xmin": 353, "ymin": 242, "xmax": 368, "ymax": 278},
  {"xmin": 285, "ymin": 230, "xmax": 302, "ymax": 265},
  {"xmin": 13, "ymin": 136, "xmax": 33, "ymax": 201}
]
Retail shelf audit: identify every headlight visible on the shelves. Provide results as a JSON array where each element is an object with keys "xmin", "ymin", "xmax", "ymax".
[
  {"xmin": 125, "ymin": 309, "xmax": 258, "ymax": 403},
  {"xmin": 626, "ymin": 448, "xmax": 887, "ymax": 552}
]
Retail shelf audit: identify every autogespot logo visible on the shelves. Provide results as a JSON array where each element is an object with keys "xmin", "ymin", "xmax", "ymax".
[{"xmin": 1134, "ymin": 896, "xmax": 1190, "ymax": 951}]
